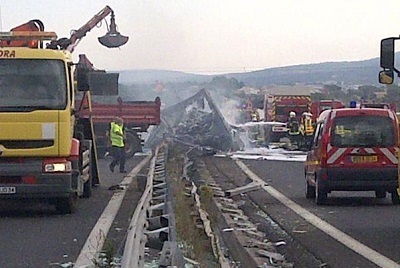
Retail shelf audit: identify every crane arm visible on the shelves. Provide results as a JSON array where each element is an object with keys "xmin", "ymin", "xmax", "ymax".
[
  {"xmin": 0, "ymin": 5, "xmax": 128, "ymax": 52},
  {"xmin": 67, "ymin": 5, "xmax": 113, "ymax": 52}
]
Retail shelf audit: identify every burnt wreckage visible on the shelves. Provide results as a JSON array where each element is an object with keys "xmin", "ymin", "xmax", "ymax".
[{"xmin": 146, "ymin": 89, "xmax": 243, "ymax": 152}]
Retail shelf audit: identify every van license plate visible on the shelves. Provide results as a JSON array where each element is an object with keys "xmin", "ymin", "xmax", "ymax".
[
  {"xmin": 351, "ymin": 155, "xmax": 378, "ymax": 163},
  {"xmin": 0, "ymin": 187, "xmax": 16, "ymax": 194}
]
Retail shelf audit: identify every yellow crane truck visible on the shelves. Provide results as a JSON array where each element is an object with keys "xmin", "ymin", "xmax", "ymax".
[
  {"xmin": 378, "ymin": 36, "xmax": 400, "ymax": 192},
  {"xmin": 0, "ymin": 7, "xmax": 128, "ymax": 214}
]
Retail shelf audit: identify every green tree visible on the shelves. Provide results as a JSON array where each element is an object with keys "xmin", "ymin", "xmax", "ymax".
[
  {"xmin": 383, "ymin": 84, "xmax": 400, "ymax": 109},
  {"xmin": 209, "ymin": 76, "xmax": 244, "ymax": 91},
  {"xmin": 358, "ymin": 85, "xmax": 381, "ymax": 101},
  {"xmin": 324, "ymin": 84, "xmax": 344, "ymax": 99},
  {"xmin": 310, "ymin": 92, "xmax": 327, "ymax": 101}
]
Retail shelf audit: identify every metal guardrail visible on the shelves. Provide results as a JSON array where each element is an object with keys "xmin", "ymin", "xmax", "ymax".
[
  {"xmin": 121, "ymin": 142, "xmax": 185, "ymax": 267},
  {"xmin": 121, "ymin": 145, "xmax": 158, "ymax": 267},
  {"xmin": 122, "ymin": 141, "xmax": 243, "ymax": 267}
]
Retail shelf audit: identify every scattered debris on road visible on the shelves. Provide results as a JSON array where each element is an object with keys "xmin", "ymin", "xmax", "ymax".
[{"xmin": 145, "ymin": 88, "xmax": 243, "ymax": 152}]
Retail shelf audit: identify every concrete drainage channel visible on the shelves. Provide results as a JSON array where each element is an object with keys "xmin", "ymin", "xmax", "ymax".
[
  {"xmin": 181, "ymin": 145, "xmax": 296, "ymax": 268},
  {"xmin": 205, "ymin": 178, "xmax": 295, "ymax": 267},
  {"xmin": 175, "ymin": 143, "xmax": 294, "ymax": 267}
]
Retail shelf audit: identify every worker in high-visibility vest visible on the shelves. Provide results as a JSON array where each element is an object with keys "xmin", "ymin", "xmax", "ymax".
[
  {"xmin": 109, "ymin": 117, "xmax": 127, "ymax": 173},
  {"xmin": 287, "ymin": 111, "xmax": 301, "ymax": 148},
  {"xmin": 300, "ymin": 112, "xmax": 314, "ymax": 136},
  {"xmin": 300, "ymin": 112, "xmax": 314, "ymax": 148},
  {"xmin": 287, "ymin": 111, "xmax": 300, "ymax": 135}
]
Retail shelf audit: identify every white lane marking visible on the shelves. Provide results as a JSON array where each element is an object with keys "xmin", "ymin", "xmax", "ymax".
[
  {"xmin": 235, "ymin": 159, "xmax": 400, "ymax": 268},
  {"xmin": 74, "ymin": 155, "xmax": 152, "ymax": 268}
]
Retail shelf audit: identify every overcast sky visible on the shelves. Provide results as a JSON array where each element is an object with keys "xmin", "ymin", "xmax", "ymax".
[{"xmin": 1, "ymin": 1, "xmax": 400, "ymax": 74}]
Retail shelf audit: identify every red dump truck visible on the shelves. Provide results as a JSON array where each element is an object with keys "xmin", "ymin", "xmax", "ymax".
[
  {"xmin": 75, "ymin": 54, "xmax": 161, "ymax": 158},
  {"xmin": 76, "ymin": 95, "xmax": 161, "ymax": 158}
]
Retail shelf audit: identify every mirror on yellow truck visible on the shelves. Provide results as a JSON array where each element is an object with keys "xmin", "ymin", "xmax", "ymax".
[
  {"xmin": 76, "ymin": 66, "xmax": 90, "ymax": 91},
  {"xmin": 379, "ymin": 70, "xmax": 394, "ymax": 84},
  {"xmin": 380, "ymin": 37, "xmax": 396, "ymax": 69},
  {"xmin": 379, "ymin": 37, "xmax": 400, "ymax": 85}
]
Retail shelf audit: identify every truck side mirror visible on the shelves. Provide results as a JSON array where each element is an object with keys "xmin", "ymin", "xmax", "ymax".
[
  {"xmin": 76, "ymin": 66, "xmax": 89, "ymax": 91},
  {"xmin": 379, "ymin": 70, "xmax": 394, "ymax": 84},
  {"xmin": 380, "ymin": 37, "xmax": 396, "ymax": 69}
]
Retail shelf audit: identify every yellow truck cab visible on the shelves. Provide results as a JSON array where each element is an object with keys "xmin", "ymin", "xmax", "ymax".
[
  {"xmin": 305, "ymin": 107, "xmax": 399, "ymax": 205},
  {"xmin": 0, "ymin": 31, "xmax": 97, "ymax": 214}
]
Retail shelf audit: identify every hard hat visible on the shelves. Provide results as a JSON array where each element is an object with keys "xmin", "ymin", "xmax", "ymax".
[{"xmin": 289, "ymin": 111, "xmax": 296, "ymax": 117}]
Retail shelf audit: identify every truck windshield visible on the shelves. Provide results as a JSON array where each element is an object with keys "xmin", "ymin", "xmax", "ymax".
[
  {"xmin": 0, "ymin": 59, "xmax": 67, "ymax": 110},
  {"xmin": 331, "ymin": 115, "xmax": 395, "ymax": 147}
]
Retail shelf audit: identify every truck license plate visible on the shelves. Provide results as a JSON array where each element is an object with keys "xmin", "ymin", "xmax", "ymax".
[
  {"xmin": 0, "ymin": 187, "xmax": 16, "ymax": 194},
  {"xmin": 351, "ymin": 155, "xmax": 378, "ymax": 163}
]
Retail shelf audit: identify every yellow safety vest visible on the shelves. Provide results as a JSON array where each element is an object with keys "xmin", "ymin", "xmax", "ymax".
[
  {"xmin": 304, "ymin": 118, "xmax": 314, "ymax": 136},
  {"xmin": 110, "ymin": 122, "xmax": 124, "ymax": 148}
]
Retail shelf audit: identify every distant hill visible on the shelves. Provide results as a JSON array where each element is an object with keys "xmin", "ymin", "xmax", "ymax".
[
  {"xmin": 227, "ymin": 57, "xmax": 380, "ymax": 87},
  {"xmin": 116, "ymin": 55, "xmax": 389, "ymax": 87},
  {"xmin": 117, "ymin": 69, "xmax": 209, "ymax": 84}
]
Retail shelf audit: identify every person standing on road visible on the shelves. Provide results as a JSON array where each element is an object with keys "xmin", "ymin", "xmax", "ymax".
[{"xmin": 109, "ymin": 117, "xmax": 127, "ymax": 173}]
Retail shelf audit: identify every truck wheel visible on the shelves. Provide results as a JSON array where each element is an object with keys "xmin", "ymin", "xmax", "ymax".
[
  {"xmin": 125, "ymin": 131, "xmax": 141, "ymax": 158},
  {"xmin": 82, "ymin": 146, "xmax": 93, "ymax": 198},
  {"xmin": 55, "ymin": 193, "xmax": 77, "ymax": 214}
]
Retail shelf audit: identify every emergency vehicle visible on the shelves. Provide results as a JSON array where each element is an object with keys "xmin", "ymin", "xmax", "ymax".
[
  {"xmin": 310, "ymin": 100, "xmax": 344, "ymax": 121},
  {"xmin": 264, "ymin": 94, "xmax": 311, "ymax": 142},
  {"xmin": 304, "ymin": 108, "xmax": 400, "ymax": 205},
  {"xmin": 264, "ymin": 94, "xmax": 311, "ymax": 123}
]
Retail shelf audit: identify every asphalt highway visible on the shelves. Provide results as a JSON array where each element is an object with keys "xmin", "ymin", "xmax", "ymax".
[{"xmin": 0, "ymin": 154, "xmax": 148, "ymax": 268}]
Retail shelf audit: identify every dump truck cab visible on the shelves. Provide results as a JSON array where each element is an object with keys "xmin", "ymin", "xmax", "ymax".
[
  {"xmin": 0, "ymin": 31, "xmax": 96, "ymax": 214},
  {"xmin": 0, "ymin": 47, "xmax": 75, "ymax": 158}
]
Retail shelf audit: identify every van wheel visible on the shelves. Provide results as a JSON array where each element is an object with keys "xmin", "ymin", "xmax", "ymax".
[
  {"xmin": 315, "ymin": 179, "xmax": 327, "ymax": 205},
  {"xmin": 306, "ymin": 181, "xmax": 315, "ymax": 199},
  {"xmin": 391, "ymin": 190, "xmax": 400, "ymax": 205},
  {"xmin": 375, "ymin": 190, "xmax": 386, "ymax": 199}
]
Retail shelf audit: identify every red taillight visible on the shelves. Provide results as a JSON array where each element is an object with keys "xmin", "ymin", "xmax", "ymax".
[{"xmin": 22, "ymin": 176, "xmax": 37, "ymax": 184}]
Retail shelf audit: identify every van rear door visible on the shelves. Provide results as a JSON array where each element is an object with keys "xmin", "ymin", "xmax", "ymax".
[{"xmin": 327, "ymin": 114, "xmax": 398, "ymax": 168}]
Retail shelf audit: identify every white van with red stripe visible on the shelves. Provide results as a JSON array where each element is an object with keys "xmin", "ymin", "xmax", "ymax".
[{"xmin": 305, "ymin": 107, "xmax": 399, "ymax": 205}]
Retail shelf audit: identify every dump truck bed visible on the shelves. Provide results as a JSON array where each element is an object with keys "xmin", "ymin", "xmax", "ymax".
[{"xmin": 76, "ymin": 96, "xmax": 161, "ymax": 131}]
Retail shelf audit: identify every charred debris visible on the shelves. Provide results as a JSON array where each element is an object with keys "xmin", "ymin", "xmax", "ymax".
[{"xmin": 145, "ymin": 88, "xmax": 243, "ymax": 153}]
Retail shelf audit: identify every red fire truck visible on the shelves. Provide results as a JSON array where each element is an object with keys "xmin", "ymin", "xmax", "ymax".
[
  {"xmin": 310, "ymin": 100, "xmax": 344, "ymax": 121},
  {"xmin": 264, "ymin": 94, "xmax": 311, "ymax": 142}
]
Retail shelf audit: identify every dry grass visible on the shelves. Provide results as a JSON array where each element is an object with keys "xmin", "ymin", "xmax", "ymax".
[{"xmin": 167, "ymin": 145, "xmax": 219, "ymax": 267}]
